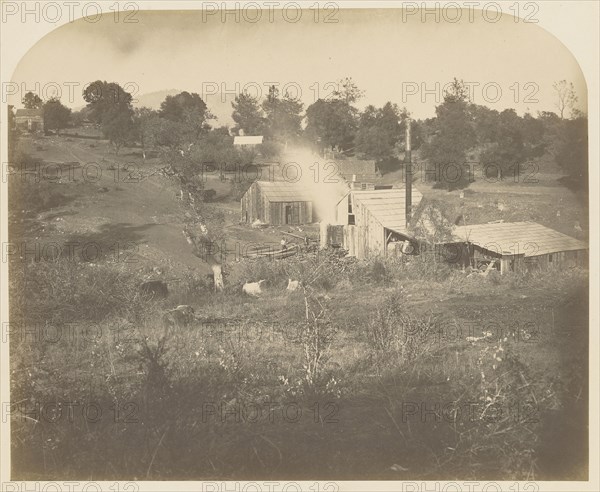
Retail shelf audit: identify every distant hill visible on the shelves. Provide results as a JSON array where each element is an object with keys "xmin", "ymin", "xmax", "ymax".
[
  {"xmin": 132, "ymin": 89, "xmax": 180, "ymax": 110},
  {"xmin": 133, "ymin": 89, "xmax": 235, "ymax": 128}
]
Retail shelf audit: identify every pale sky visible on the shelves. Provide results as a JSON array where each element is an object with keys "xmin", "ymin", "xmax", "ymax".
[{"xmin": 10, "ymin": 8, "xmax": 587, "ymax": 121}]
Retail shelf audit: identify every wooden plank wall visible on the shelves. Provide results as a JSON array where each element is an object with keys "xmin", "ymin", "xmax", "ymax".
[
  {"xmin": 268, "ymin": 201, "xmax": 312, "ymax": 226},
  {"xmin": 241, "ymin": 182, "xmax": 266, "ymax": 223},
  {"xmin": 341, "ymin": 224, "xmax": 368, "ymax": 259}
]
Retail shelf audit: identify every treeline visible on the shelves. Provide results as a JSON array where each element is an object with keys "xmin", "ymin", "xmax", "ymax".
[
  {"xmin": 418, "ymin": 79, "xmax": 587, "ymax": 190},
  {"xmin": 11, "ymin": 77, "xmax": 587, "ymax": 190}
]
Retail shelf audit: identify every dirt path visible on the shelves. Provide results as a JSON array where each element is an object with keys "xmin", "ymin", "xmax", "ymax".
[{"xmin": 27, "ymin": 135, "xmax": 212, "ymax": 275}]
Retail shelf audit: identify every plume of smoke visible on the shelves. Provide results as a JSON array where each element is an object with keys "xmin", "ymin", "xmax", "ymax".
[{"xmin": 279, "ymin": 145, "xmax": 349, "ymax": 224}]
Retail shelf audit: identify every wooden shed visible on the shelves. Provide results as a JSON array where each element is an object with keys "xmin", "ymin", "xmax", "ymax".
[
  {"xmin": 450, "ymin": 221, "xmax": 588, "ymax": 273},
  {"xmin": 241, "ymin": 181, "xmax": 314, "ymax": 225},
  {"xmin": 233, "ymin": 135, "xmax": 263, "ymax": 147},
  {"xmin": 328, "ymin": 188, "xmax": 423, "ymax": 259},
  {"xmin": 15, "ymin": 108, "xmax": 44, "ymax": 133},
  {"xmin": 333, "ymin": 158, "xmax": 380, "ymax": 184}
]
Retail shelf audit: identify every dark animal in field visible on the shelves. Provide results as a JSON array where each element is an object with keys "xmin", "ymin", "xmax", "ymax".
[
  {"xmin": 201, "ymin": 189, "xmax": 217, "ymax": 202},
  {"xmin": 163, "ymin": 305, "xmax": 196, "ymax": 327},
  {"xmin": 140, "ymin": 280, "xmax": 168, "ymax": 299}
]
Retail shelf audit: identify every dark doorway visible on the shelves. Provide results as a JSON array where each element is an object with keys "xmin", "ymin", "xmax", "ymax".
[{"xmin": 285, "ymin": 203, "xmax": 300, "ymax": 225}]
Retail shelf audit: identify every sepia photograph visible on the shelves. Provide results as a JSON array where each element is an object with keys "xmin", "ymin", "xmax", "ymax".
[{"xmin": 1, "ymin": 1, "xmax": 598, "ymax": 490}]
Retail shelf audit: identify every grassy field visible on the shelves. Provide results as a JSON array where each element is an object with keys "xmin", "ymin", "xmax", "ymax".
[{"xmin": 8, "ymin": 131, "xmax": 589, "ymax": 480}]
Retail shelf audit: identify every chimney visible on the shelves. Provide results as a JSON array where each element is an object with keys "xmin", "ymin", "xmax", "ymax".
[{"xmin": 404, "ymin": 116, "xmax": 412, "ymax": 227}]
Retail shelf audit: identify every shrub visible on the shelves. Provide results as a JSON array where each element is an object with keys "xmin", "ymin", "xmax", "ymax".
[{"xmin": 366, "ymin": 291, "xmax": 438, "ymax": 362}]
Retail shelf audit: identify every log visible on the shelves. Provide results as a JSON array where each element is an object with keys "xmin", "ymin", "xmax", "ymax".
[{"xmin": 212, "ymin": 264, "xmax": 224, "ymax": 291}]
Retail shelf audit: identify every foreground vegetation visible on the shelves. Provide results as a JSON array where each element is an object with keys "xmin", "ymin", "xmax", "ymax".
[
  {"xmin": 8, "ymin": 77, "xmax": 589, "ymax": 479},
  {"xmin": 10, "ymin": 246, "xmax": 588, "ymax": 480}
]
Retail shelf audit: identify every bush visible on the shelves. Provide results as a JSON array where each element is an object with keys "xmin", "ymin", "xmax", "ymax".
[
  {"xmin": 201, "ymin": 189, "xmax": 217, "ymax": 202},
  {"xmin": 258, "ymin": 140, "xmax": 283, "ymax": 159},
  {"xmin": 366, "ymin": 291, "xmax": 437, "ymax": 362}
]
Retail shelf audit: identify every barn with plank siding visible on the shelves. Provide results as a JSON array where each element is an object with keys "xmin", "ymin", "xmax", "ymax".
[
  {"xmin": 15, "ymin": 108, "xmax": 44, "ymax": 133},
  {"xmin": 333, "ymin": 158, "xmax": 380, "ymax": 184},
  {"xmin": 449, "ymin": 221, "xmax": 588, "ymax": 274},
  {"xmin": 241, "ymin": 181, "xmax": 314, "ymax": 226},
  {"xmin": 326, "ymin": 188, "xmax": 423, "ymax": 259}
]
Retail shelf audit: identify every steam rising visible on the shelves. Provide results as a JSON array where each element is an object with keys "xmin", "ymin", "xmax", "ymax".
[{"xmin": 278, "ymin": 146, "xmax": 350, "ymax": 224}]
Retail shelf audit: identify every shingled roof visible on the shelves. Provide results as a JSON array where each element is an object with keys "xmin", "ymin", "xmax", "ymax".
[
  {"xmin": 15, "ymin": 108, "xmax": 43, "ymax": 117},
  {"xmin": 256, "ymin": 181, "xmax": 313, "ymax": 202},
  {"xmin": 453, "ymin": 221, "xmax": 587, "ymax": 257},
  {"xmin": 352, "ymin": 188, "xmax": 423, "ymax": 235},
  {"xmin": 234, "ymin": 136, "xmax": 263, "ymax": 145},
  {"xmin": 255, "ymin": 180, "xmax": 349, "ymax": 204},
  {"xmin": 334, "ymin": 158, "xmax": 378, "ymax": 176}
]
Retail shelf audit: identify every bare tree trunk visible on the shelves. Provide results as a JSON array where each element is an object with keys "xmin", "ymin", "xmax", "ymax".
[{"xmin": 212, "ymin": 264, "xmax": 224, "ymax": 292}]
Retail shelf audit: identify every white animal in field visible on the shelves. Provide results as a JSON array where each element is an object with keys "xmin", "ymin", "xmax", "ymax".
[
  {"xmin": 286, "ymin": 279, "xmax": 300, "ymax": 292},
  {"xmin": 242, "ymin": 280, "xmax": 266, "ymax": 297}
]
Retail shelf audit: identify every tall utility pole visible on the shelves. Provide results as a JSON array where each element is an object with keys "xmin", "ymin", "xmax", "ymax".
[{"xmin": 404, "ymin": 116, "xmax": 412, "ymax": 227}]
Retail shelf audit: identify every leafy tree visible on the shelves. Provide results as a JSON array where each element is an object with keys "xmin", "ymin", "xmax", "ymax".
[
  {"xmin": 555, "ymin": 116, "xmax": 588, "ymax": 188},
  {"xmin": 262, "ymin": 85, "xmax": 303, "ymax": 144},
  {"xmin": 83, "ymin": 80, "xmax": 133, "ymax": 123},
  {"xmin": 146, "ymin": 117, "xmax": 186, "ymax": 151},
  {"xmin": 258, "ymin": 140, "xmax": 283, "ymax": 159},
  {"xmin": 8, "ymin": 105, "xmax": 15, "ymax": 131},
  {"xmin": 70, "ymin": 110, "xmax": 85, "ymax": 127},
  {"xmin": 83, "ymin": 80, "xmax": 136, "ymax": 153},
  {"xmin": 133, "ymin": 107, "xmax": 159, "ymax": 159},
  {"xmin": 22, "ymin": 92, "xmax": 43, "ymax": 109},
  {"xmin": 43, "ymin": 98, "xmax": 72, "ymax": 135},
  {"xmin": 158, "ymin": 91, "xmax": 213, "ymax": 138},
  {"xmin": 444, "ymin": 78, "xmax": 471, "ymax": 103},
  {"xmin": 355, "ymin": 102, "xmax": 402, "ymax": 161},
  {"xmin": 409, "ymin": 199, "xmax": 456, "ymax": 265},
  {"xmin": 520, "ymin": 112, "xmax": 546, "ymax": 158},
  {"xmin": 212, "ymin": 125, "xmax": 231, "ymax": 136},
  {"xmin": 101, "ymin": 106, "xmax": 135, "ymax": 154},
  {"xmin": 332, "ymin": 77, "xmax": 365, "ymax": 104},
  {"xmin": 479, "ymin": 109, "xmax": 527, "ymax": 178},
  {"xmin": 553, "ymin": 80, "xmax": 578, "ymax": 119},
  {"xmin": 305, "ymin": 99, "xmax": 357, "ymax": 152},
  {"xmin": 305, "ymin": 77, "xmax": 365, "ymax": 153},
  {"xmin": 420, "ymin": 79, "xmax": 476, "ymax": 190},
  {"xmin": 231, "ymin": 92, "xmax": 265, "ymax": 136},
  {"xmin": 470, "ymin": 104, "xmax": 500, "ymax": 144}
]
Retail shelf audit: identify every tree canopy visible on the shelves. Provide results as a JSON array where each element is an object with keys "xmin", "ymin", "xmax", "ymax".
[
  {"xmin": 420, "ymin": 79, "xmax": 476, "ymax": 190},
  {"xmin": 231, "ymin": 92, "xmax": 265, "ymax": 136},
  {"xmin": 158, "ymin": 91, "xmax": 213, "ymax": 139},
  {"xmin": 355, "ymin": 102, "xmax": 403, "ymax": 161},
  {"xmin": 83, "ymin": 81, "xmax": 135, "ymax": 153},
  {"xmin": 43, "ymin": 98, "xmax": 72, "ymax": 135},
  {"xmin": 305, "ymin": 98, "xmax": 357, "ymax": 152},
  {"xmin": 261, "ymin": 85, "xmax": 303, "ymax": 144},
  {"xmin": 22, "ymin": 92, "xmax": 43, "ymax": 109},
  {"xmin": 83, "ymin": 80, "xmax": 133, "ymax": 123}
]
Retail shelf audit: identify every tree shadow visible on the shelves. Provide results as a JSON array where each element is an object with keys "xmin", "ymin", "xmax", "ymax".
[{"xmin": 61, "ymin": 222, "xmax": 157, "ymax": 262}]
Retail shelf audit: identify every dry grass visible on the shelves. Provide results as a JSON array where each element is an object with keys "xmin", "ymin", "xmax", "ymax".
[{"xmin": 8, "ymin": 133, "xmax": 589, "ymax": 480}]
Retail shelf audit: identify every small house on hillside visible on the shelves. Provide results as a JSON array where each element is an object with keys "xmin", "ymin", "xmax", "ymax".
[
  {"xmin": 15, "ymin": 108, "xmax": 44, "ymax": 133},
  {"xmin": 325, "ymin": 188, "xmax": 423, "ymax": 259},
  {"xmin": 332, "ymin": 158, "xmax": 380, "ymax": 188},
  {"xmin": 448, "ymin": 221, "xmax": 588, "ymax": 274},
  {"xmin": 241, "ymin": 181, "xmax": 314, "ymax": 225},
  {"xmin": 234, "ymin": 135, "xmax": 263, "ymax": 147}
]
